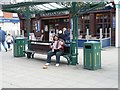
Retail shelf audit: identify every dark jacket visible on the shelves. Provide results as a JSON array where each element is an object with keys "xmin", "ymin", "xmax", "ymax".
[
  {"xmin": 0, "ymin": 30, "xmax": 6, "ymax": 42},
  {"xmin": 64, "ymin": 30, "xmax": 70, "ymax": 40},
  {"xmin": 58, "ymin": 33, "xmax": 65, "ymax": 41}
]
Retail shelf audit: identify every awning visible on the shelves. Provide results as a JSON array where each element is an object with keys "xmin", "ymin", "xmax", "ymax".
[{"xmin": 2, "ymin": 2, "xmax": 110, "ymax": 17}]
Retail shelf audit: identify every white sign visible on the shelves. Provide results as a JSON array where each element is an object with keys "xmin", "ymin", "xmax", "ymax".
[
  {"xmin": 0, "ymin": 0, "xmax": 11, "ymax": 4},
  {"xmin": 0, "ymin": 10, "xmax": 3, "ymax": 17}
]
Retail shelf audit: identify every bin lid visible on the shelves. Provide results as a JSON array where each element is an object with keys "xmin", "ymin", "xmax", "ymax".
[
  {"xmin": 84, "ymin": 41, "xmax": 100, "ymax": 44},
  {"xmin": 15, "ymin": 37, "xmax": 25, "ymax": 40}
]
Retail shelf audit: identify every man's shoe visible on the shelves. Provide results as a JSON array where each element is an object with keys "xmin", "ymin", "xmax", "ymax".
[
  {"xmin": 55, "ymin": 63, "xmax": 59, "ymax": 67},
  {"xmin": 45, "ymin": 63, "xmax": 50, "ymax": 66},
  {"xmin": 5, "ymin": 48, "xmax": 7, "ymax": 52}
]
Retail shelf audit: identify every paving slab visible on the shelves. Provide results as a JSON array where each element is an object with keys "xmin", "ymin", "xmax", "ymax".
[{"xmin": 1, "ymin": 45, "xmax": 118, "ymax": 88}]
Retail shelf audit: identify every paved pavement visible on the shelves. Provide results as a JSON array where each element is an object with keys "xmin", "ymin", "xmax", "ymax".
[{"xmin": 0, "ymin": 45, "xmax": 118, "ymax": 88}]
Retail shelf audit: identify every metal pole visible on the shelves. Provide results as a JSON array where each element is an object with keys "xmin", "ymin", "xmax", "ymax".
[
  {"xmin": 70, "ymin": 2, "xmax": 78, "ymax": 65},
  {"xmin": 26, "ymin": 5, "xmax": 31, "ymax": 50},
  {"xmin": 105, "ymin": 28, "xmax": 107, "ymax": 38},
  {"xmin": 115, "ymin": 3, "xmax": 120, "ymax": 47},
  {"xmin": 86, "ymin": 28, "xmax": 89, "ymax": 42},
  {"xmin": 100, "ymin": 28, "xmax": 102, "ymax": 48},
  {"xmin": 75, "ymin": 15, "xmax": 78, "ymax": 64},
  {"xmin": 109, "ymin": 28, "xmax": 111, "ymax": 46}
]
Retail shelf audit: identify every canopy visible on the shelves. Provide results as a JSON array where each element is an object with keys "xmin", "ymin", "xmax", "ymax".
[
  {"xmin": 2, "ymin": 2, "xmax": 107, "ymax": 16},
  {"xmin": 2, "ymin": 2, "xmax": 111, "ymax": 65}
]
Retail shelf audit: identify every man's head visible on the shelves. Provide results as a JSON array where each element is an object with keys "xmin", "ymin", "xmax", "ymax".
[
  {"xmin": 63, "ymin": 28, "xmax": 67, "ymax": 32},
  {"xmin": 53, "ymin": 34, "xmax": 59, "ymax": 41},
  {"xmin": 58, "ymin": 30, "xmax": 62, "ymax": 34},
  {"xmin": 8, "ymin": 33, "xmax": 10, "ymax": 36}
]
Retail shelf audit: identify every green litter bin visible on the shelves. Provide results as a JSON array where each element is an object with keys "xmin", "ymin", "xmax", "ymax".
[
  {"xmin": 83, "ymin": 41, "xmax": 101, "ymax": 70},
  {"xmin": 13, "ymin": 37, "xmax": 25, "ymax": 57}
]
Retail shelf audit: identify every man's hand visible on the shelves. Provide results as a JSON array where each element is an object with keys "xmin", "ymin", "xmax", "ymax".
[
  {"xmin": 50, "ymin": 45, "xmax": 53, "ymax": 49},
  {"xmin": 59, "ymin": 39, "xmax": 65, "ymax": 45},
  {"xmin": 60, "ymin": 42, "xmax": 64, "ymax": 45}
]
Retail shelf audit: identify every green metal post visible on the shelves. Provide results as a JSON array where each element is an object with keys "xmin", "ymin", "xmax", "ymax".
[
  {"xmin": 75, "ymin": 16, "xmax": 78, "ymax": 64},
  {"xmin": 26, "ymin": 5, "xmax": 31, "ymax": 50},
  {"xmin": 70, "ymin": 2, "xmax": 78, "ymax": 65}
]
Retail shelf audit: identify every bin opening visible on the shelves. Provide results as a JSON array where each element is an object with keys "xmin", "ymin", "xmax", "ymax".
[{"xmin": 85, "ymin": 45, "xmax": 91, "ymax": 49}]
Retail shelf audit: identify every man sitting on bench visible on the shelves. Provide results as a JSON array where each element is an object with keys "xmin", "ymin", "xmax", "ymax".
[{"xmin": 45, "ymin": 34, "xmax": 65, "ymax": 67}]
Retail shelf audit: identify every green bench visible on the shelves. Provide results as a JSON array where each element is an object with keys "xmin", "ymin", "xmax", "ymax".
[{"xmin": 24, "ymin": 40, "xmax": 71, "ymax": 65}]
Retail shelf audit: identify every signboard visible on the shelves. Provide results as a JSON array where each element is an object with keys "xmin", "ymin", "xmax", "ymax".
[
  {"xmin": 37, "ymin": 20, "xmax": 40, "ymax": 32},
  {"xmin": 0, "ymin": 18, "xmax": 20, "ymax": 23}
]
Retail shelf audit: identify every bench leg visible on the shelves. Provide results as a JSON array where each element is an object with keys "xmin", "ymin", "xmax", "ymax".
[
  {"xmin": 63, "ymin": 55, "xmax": 71, "ymax": 65},
  {"xmin": 68, "ymin": 60, "xmax": 70, "ymax": 65},
  {"xmin": 31, "ymin": 53, "xmax": 35, "ymax": 59},
  {"xmin": 27, "ymin": 53, "xmax": 32, "ymax": 59},
  {"xmin": 66, "ymin": 57, "xmax": 71, "ymax": 65}
]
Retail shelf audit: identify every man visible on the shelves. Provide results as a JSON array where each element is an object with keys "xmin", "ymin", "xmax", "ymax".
[
  {"xmin": 45, "ymin": 34, "xmax": 65, "ymax": 67},
  {"xmin": 58, "ymin": 30, "xmax": 65, "ymax": 41},
  {"xmin": 6, "ymin": 33, "xmax": 13, "ymax": 50},
  {"xmin": 0, "ymin": 27, "xmax": 7, "ymax": 52},
  {"xmin": 63, "ymin": 28, "xmax": 70, "ymax": 42}
]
